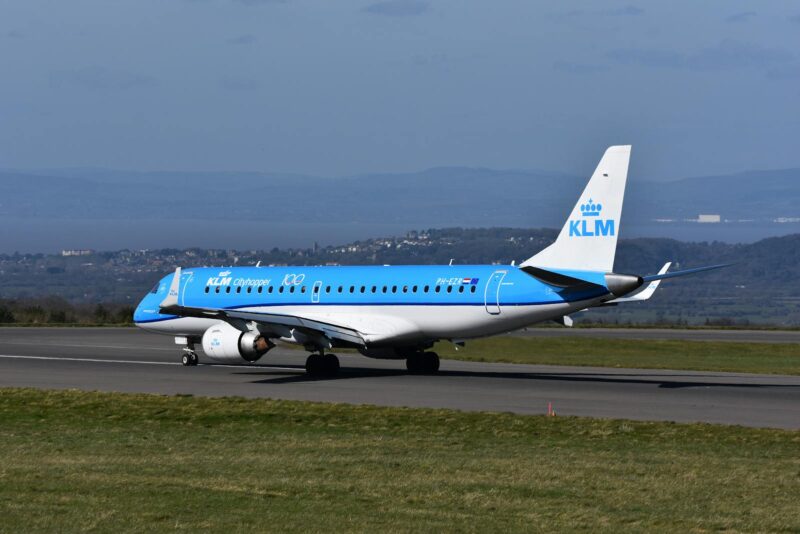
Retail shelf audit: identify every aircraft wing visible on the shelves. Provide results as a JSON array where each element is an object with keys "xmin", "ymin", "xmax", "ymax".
[{"xmin": 158, "ymin": 268, "xmax": 366, "ymax": 346}]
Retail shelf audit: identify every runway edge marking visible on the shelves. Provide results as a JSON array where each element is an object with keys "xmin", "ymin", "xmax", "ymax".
[{"xmin": 0, "ymin": 354, "xmax": 299, "ymax": 371}]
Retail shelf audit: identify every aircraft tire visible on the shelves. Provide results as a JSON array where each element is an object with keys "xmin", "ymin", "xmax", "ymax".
[
  {"xmin": 407, "ymin": 352, "xmax": 439, "ymax": 374},
  {"xmin": 324, "ymin": 354, "xmax": 340, "ymax": 376},
  {"xmin": 424, "ymin": 352, "xmax": 440, "ymax": 373},
  {"xmin": 406, "ymin": 353, "xmax": 421, "ymax": 374},
  {"xmin": 306, "ymin": 354, "xmax": 339, "ymax": 377},
  {"xmin": 305, "ymin": 353, "xmax": 323, "ymax": 376},
  {"xmin": 182, "ymin": 354, "xmax": 191, "ymax": 366}
]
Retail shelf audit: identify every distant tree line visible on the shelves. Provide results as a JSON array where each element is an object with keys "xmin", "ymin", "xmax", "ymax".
[{"xmin": 0, "ymin": 298, "xmax": 133, "ymax": 325}]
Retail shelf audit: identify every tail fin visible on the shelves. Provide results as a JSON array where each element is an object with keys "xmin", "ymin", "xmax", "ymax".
[{"xmin": 521, "ymin": 145, "xmax": 631, "ymax": 273}]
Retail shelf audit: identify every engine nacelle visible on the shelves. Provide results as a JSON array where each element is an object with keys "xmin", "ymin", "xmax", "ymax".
[{"xmin": 201, "ymin": 322, "xmax": 274, "ymax": 363}]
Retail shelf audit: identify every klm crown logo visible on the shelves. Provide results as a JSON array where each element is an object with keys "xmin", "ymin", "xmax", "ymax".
[
  {"xmin": 569, "ymin": 198, "xmax": 615, "ymax": 237},
  {"xmin": 580, "ymin": 200, "xmax": 602, "ymax": 217}
]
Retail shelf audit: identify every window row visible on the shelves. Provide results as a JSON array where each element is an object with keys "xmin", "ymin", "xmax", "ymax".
[{"xmin": 204, "ymin": 284, "xmax": 479, "ymax": 295}]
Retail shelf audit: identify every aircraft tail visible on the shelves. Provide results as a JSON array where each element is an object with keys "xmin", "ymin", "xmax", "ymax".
[{"xmin": 521, "ymin": 145, "xmax": 631, "ymax": 273}]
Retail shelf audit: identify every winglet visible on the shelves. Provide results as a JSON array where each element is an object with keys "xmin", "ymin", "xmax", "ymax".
[{"xmin": 160, "ymin": 267, "xmax": 181, "ymax": 311}]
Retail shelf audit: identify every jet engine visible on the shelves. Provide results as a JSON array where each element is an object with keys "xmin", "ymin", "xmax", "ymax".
[{"xmin": 201, "ymin": 322, "xmax": 274, "ymax": 363}]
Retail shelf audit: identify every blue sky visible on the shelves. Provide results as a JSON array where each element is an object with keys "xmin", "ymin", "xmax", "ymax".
[{"xmin": 1, "ymin": 0, "xmax": 798, "ymax": 180}]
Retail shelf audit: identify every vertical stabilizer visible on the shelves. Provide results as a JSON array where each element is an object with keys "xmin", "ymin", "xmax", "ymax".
[{"xmin": 521, "ymin": 145, "xmax": 631, "ymax": 273}]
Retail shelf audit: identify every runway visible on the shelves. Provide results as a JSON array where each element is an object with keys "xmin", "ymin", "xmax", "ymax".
[{"xmin": 0, "ymin": 327, "xmax": 798, "ymax": 429}]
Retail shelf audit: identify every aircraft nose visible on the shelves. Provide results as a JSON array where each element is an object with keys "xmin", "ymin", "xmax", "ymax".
[
  {"xmin": 133, "ymin": 287, "xmax": 162, "ymax": 325},
  {"xmin": 133, "ymin": 296, "xmax": 150, "ymax": 324}
]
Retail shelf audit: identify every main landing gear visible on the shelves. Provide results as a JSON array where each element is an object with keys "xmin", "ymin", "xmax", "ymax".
[
  {"xmin": 181, "ymin": 339, "xmax": 199, "ymax": 366},
  {"xmin": 305, "ymin": 352, "xmax": 340, "ymax": 377},
  {"xmin": 406, "ymin": 351, "xmax": 440, "ymax": 374},
  {"xmin": 181, "ymin": 349, "xmax": 199, "ymax": 366}
]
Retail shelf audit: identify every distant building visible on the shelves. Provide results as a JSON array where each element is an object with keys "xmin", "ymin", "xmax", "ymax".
[
  {"xmin": 61, "ymin": 249, "xmax": 94, "ymax": 257},
  {"xmin": 697, "ymin": 214, "xmax": 721, "ymax": 223}
]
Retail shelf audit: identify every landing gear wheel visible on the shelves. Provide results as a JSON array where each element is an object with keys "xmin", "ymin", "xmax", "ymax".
[
  {"xmin": 306, "ymin": 353, "xmax": 340, "ymax": 377},
  {"xmin": 406, "ymin": 353, "xmax": 422, "ymax": 374},
  {"xmin": 406, "ymin": 352, "xmax": 439, "ymax": 374},
  {"xmin": 323, "ymin": 354, "xmax": 340, "ymax": 375},
  {"xmin": 182, "ymin": 352, "xmax": 198, "ymax": 366},
  {"xmin": 423, "ymin": 351, "xmax": 440, "ymax": 373}
]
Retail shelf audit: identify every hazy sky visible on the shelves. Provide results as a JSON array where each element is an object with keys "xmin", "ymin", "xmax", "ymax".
[{"xmin": 1, "ymin": 0, "xmax": 799, "ymax": 179}]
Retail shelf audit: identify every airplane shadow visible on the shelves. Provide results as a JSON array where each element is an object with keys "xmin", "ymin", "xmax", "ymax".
[{"xmin": 231, "ymin": 365, "xmax": 800, "ymax": 390}]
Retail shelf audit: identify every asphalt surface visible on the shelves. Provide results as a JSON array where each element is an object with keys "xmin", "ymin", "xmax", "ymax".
[{"xmin": 0, "ymin": 327, "xmax": 798, "ymax": 429}]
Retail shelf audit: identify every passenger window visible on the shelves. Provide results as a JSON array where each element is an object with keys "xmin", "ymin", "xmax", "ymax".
[
  {"xmin": 247, "ymin": 287, "xmax": 252, "ymax": 293},
  {"xmin": 435, "ymin": 286, "xmax": 441, "ymax": 293},
  {"xmin": 360, "ymin": 286, "xmax": 365, "ymax": 293},
  {"xmin": 382, "ymin": 286, "xmax": 387, "ymax": 293},
  {"xmin": 424, "ymin": 286, "xmax": 429, "ymax": 293},
  {"xmin": 412, "ymin": 285, "xmax": 418, "ymax": 293},
  {"xmin": 371, "ymin": 286, "xmax": 377, "ymax": 293},
  {"xmin": 215, "ymin": 287, "xmax": 220, "ymax": 293},
  {"xmin": 301, "ymin": 286, "xmax": 306, "ymax": 293},
  {"xmin": 267, "ymin": 286, "xmax": 272, "ymax": 293},
  {"xmin": 290, "ymin": 286, "xmax": 295, "ymax": 293},
  {"xmin": 326, "ymin": 286, "xmax": 331, "ymax": 293},
  {"xmin": 236, "ymin": 287, "xmax": 241, "ymax": 294},
  {"xmin": 204, "ymin": 287, "xmax": 209, "ymax": 294},
  {"xmin": 446, "ymin": 286, "xmax": 452, "ymax": 293},
  {"xmin": 392, "ymin": 286, "xmax": 397, "ymax": 293},
  {"xmin": 279, "ymin": 286, "xmax": 284, "ymax": 293},
  {"xmin": 471, "ymin": 286, "xmax": 476, "ymax": 293},
  {"xmin": 313, "ymin": 285, "xmax": 319, "ymax": 293},
  {"xmin": 402, "ymin": 286, "xmax": 408, "ymax": 293},
  {"xmin": 349, "ymin": 286, "xmax": 354, "ymax": 293},
  {"xmin": 338, "ymin": 286, "xmax": 343, "ymax": 293},
  {"xmin": 459, "ymin": 286, "xmax": 465, "ymax": 293}
]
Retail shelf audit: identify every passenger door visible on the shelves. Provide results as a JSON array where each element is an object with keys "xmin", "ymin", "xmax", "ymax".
[
  {"xmin": 312, "ymin": 280, "xmax": 323, "ymax": 304},
  {"xmin": 484, "ymin": 270, "xmax": 506, "ymax": 315}
]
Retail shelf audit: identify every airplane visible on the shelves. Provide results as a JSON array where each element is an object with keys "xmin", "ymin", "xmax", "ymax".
[{"xmin": 134, "ymin": 145, "xmax": 726, "ymax": 376}]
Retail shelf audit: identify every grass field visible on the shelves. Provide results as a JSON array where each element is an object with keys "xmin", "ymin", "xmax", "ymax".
[
  {"xmin": 1, "ymin": 389, "xmax": 798, "ymax": 532},
  {"xmin": 432, "ymin": 337, "xmax": 800, "ymax": 375}
]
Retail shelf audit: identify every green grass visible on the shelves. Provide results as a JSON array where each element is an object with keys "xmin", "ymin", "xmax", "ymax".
[
  {"xmin": 433, "ymin": 337, "xmax": 800, "ymax": 375},
  {"xmin": 1, "ymin": 389, "xmax": 799, "ymax": 532}
]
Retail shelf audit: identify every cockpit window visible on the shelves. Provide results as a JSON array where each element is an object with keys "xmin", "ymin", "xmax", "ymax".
[{"xmin": 150, "ymin": 283, "xmax": 160, "ymax": 294}]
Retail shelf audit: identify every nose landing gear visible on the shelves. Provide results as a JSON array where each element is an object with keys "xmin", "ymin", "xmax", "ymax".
[
  {"xmin": 181, "ymin": 351, "xmax": 199, "ymax": 366},
  {"xmin": 179, "ymin": 338, "xmax": 199, "ymax": 366}
]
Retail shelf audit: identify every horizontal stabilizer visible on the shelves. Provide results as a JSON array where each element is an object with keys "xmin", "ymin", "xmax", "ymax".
[{"xmin": 642, "ymin": 263, "xmax": 731, "ymax": 283}]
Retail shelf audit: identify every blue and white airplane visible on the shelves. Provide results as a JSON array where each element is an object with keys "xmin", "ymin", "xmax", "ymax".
[{"xmin": 134, "ymin": 146, "xmax": 724, "ymax": 375}]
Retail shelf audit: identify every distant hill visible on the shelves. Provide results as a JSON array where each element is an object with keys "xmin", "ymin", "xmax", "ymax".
[{"xmin": 1, "ymin": 229, "xmax": 798, "ymax": 326}]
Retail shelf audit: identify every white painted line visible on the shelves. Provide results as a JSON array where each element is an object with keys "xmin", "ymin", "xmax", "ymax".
[
  {"xmin": 1, "ymin": 341, "xmax": 174, "ymax": 351},
  {"xmin": 0, "ymin": 354, "xmax": 177, "ymax": 366},
  {"xmin": 0, "ymin": 354, "xmax": 301, "ymax": 371}
]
